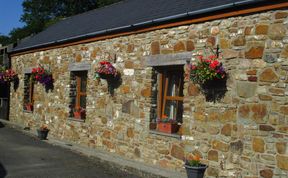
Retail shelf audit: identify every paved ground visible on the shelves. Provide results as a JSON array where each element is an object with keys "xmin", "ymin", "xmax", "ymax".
[{"xmin": 0, "ymin": 122, "xmax": 141, "ymax": 178}]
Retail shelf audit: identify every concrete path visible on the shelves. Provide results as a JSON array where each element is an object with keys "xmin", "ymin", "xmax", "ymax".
[{"xmin": 0, "ymin": 123, "xmax": 141, "ymax": 178}]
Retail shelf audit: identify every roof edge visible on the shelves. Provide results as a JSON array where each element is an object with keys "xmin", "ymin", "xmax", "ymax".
[{"xmin": 10, "ymin": 0, "xmax": 288, "ymax": 56}]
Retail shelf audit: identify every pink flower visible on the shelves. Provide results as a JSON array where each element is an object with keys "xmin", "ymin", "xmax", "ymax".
[
  {"xmin": 209, "ymin": 55, "xmax": 217, "ymax": 60},
  {"xmin": 191, "ymin": 65, "xmax": 197, "ymax": 70}
]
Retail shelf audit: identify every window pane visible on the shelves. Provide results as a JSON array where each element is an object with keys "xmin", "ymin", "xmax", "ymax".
[
  {"xmin": 80, "ymin": 75, "xmax": 87, "ymax": 92},
  {"xmin": 80, "ymin": 96, "xmax": 86, "ymax": 108},
  {"xmin": 166, "ymin": 74, "xmax": 181, "ymax": 97},
  {"xmin": 163, "ymin": 100, "xmax": 183, "ymax": 122}
]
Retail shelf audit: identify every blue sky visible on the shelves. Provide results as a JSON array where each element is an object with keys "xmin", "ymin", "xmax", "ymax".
[{"xmin": 0, "ymin": 0, "xmax": 24, "ymax": 36}]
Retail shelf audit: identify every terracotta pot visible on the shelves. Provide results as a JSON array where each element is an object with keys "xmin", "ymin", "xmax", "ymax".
[
  {"xmin": 157, "ymin": 122, "xmax": 179, "ymax": 134},
  {"xmin": 26, "ymin": 104, "xmax": 33, "ymax": 111},
  {"xmin": 74, "ymin": 112, "xmax": 81, "ymax": 119}
]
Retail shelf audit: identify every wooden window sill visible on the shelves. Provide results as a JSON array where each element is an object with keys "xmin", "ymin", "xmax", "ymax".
[{"xmin": 149, "ymin": 130, "xmax": 181, "ymax": 139}]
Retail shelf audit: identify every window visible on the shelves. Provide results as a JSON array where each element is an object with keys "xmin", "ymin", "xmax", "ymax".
[
  {"xmin": 69, "ymin": 71, "xmax": 87, "ymax": 119},
  {"xmin": 150, "ymin": 66, "xmax": 184, "ymax": 134},
  {"xmin": 23, "ymin": 73, "xmax": 34, "ymax": 112}
]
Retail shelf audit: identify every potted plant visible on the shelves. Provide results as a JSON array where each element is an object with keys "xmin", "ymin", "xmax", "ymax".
[
  {"xmin": 0, "ymin": 66, "xmax": 18, "ymax": 84},
  {"xmin": 149, "ymin": 119, "xmax": 157, "ymax": 130},
  {"xmin": 184, "ymin": 155, "xmax": 208, "ymax": 178},
  {"xmin": 157, "ymin": 115, "xmax": 179, "ymax": 134},
  {"xmin": 94, "ymin": 61, "xmax": 119, "ymax": 79},
  {"xmin": 37, "ymin": 125, "xmax": 50, "ymax": 140},
  {"xmin": 190, "ymin": 54, "xmax": 226, "ymax": 85},
  {"xmin": 73, "ymin": 107, "xmax": 86, "ymax": 119},
  {"xmin": 25, "ymin": 103, "xmax": 33, "ymax": 111},
  {"xmin": 31, "ymin": 65, "xmax": 54, "ymax": 91}
]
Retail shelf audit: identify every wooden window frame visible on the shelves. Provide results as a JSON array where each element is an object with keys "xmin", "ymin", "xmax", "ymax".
[
  {"xmin": 23, "ymin": 73, "xmax": 34, "ymax": 112},
  {"xmin": 157, "ymin": 66, "xmax": 184, "ymax": 121},
  {"xmin": 158, "ymin": 72, "xmax": 184, "ymax": 120},
  {"xmin": 69, "ymin": 71, "xmax": 87, "ymax": 120},
  {"xmin": 75, "ymin": 74, "xmax": 87, "ymax": 110}
]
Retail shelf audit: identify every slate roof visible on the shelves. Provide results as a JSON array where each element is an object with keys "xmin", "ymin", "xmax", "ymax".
[{"xmin": 12, "ymin": 0, "xmax": 268, "ymax": 52}]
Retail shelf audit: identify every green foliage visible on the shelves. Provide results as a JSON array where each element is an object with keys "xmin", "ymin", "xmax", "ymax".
[
  {"xmin": 187, "ymin": 159, "xmax": 200, "ymax": 167},
  {"xmin": 5, "ymin": 0, "xmax": 122, "ymax": 45},
  {"xmin": 0, "ymin": 35, "xmax": 11, "ymax": 46},
  {"xmin": 9, "ymin": 26, "xmax": 32, "ymax": 43},
  {"xmin": 190, "ymin": 55, "xmax": 226, "ymax": 84}
]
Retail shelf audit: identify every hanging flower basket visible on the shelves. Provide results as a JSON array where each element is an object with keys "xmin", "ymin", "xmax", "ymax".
[
  {"xmin": 190, "ymin": 54, "xmax": 227, "ymax": 85},
  {"xmin": 0, "ymin": 66, "xmax": 18, "ymax": 84},
  {"xmin": 95, "ymin": 61, "xmax": 119, "ymax": 79},
  {"xmin": 94, "ymin": 61, "xmax": 122, "ymax": 96},
  {"xmin": 31, "ymin": 66, "xmax": 54, "ymax": 91}
]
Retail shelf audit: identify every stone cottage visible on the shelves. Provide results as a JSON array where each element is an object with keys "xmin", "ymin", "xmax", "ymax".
[{"xmin": 8, "ymin": 0, "xmax": 288, "ymax": 177}]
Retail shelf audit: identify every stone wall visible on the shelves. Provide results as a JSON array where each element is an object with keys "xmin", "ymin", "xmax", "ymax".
[{"xmin": 10, "ymin": 10, "xmax": 288, "ymax": 177}]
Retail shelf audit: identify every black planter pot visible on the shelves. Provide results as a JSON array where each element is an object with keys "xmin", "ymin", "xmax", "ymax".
[
  {"xmin": 184, "ymin": 164, "xmax": 208, "ymax": 178},
  {"xmin": 98, "ymin": 73, "xmax": 114, "ymax": 80},
  {"xmin": 200, "ymin": 78, "xmax": 227, "ymax": 102},
  {"xmin": 37, "ymin": 129, "xmax": 49, "ymax": 140},
  {"xmin": 201, "ymin": 78, "xmax": 226, "ymax": 89}
]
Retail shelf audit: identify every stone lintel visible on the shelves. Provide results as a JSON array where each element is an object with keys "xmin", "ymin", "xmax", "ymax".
[
  {"xmin": 24, "ymin": 67, "xmax": 33, "ymax": 74},
  {"xmin": 68, "ymin": 62, "xmax": 91, "ymax": 71},
  {"xmin": 144, "ymin": 52, "xmax": 192, "ymax": 67}
]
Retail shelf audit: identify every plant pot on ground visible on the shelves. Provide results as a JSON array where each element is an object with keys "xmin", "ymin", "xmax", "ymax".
[
  {"xmin": 37, "ymin": 125, "xmax": 49, "ymax": 140},
  {"xmin": 184, "ymin": 155, "xmax": 208, "ymax": 178}
]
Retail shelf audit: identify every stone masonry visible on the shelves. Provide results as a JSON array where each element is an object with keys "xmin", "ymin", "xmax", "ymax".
[{"xmin": 10, "ymin": 10, "xmax": 288, "ymax": 177}]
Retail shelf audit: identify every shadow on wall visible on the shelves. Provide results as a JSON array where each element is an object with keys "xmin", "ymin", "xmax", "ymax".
[
  {"xmin": 201, "ymin": 77, "xmax": 228, "ymax": 102},
  {"xmin": 0, "ymin": 162, "xmax": 7, "ymax": 178},
  {"xmin": 107, "ymin": 74, "xmax": 122, "ymax": 96},
  {"xmin": 0, "ymin": 122, "xmax": 5, "ymax": 128}
]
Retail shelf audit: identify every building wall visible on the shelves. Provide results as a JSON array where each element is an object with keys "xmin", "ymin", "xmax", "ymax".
[{"xmin": 10, "ymin": 10, "xmax": 288, "ymax": 177}]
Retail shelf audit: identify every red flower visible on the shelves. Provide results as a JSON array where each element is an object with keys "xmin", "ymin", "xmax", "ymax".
[
  {"xmin": 205, "ymin": 59, "xmax": 211, "ymax": 63},
  {"xmin": 209, "ymin": 55, "xmax": 217, "ymax": 60},
  {"xmin": 38, "ymin": 68, "xmax": 44, "ymax": 75},
  {"xmin": 209, "ymin": 60, "xmax": 219, "ymax": 69}
]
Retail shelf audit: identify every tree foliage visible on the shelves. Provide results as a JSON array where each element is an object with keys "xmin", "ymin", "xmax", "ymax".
[
  {"xmin": 0, "ymin": 35, "xmax": 10, "ymax": 46},
  {"xmin": 0, "ymin": 0, "xmax": 122, "ymax": 45}
]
